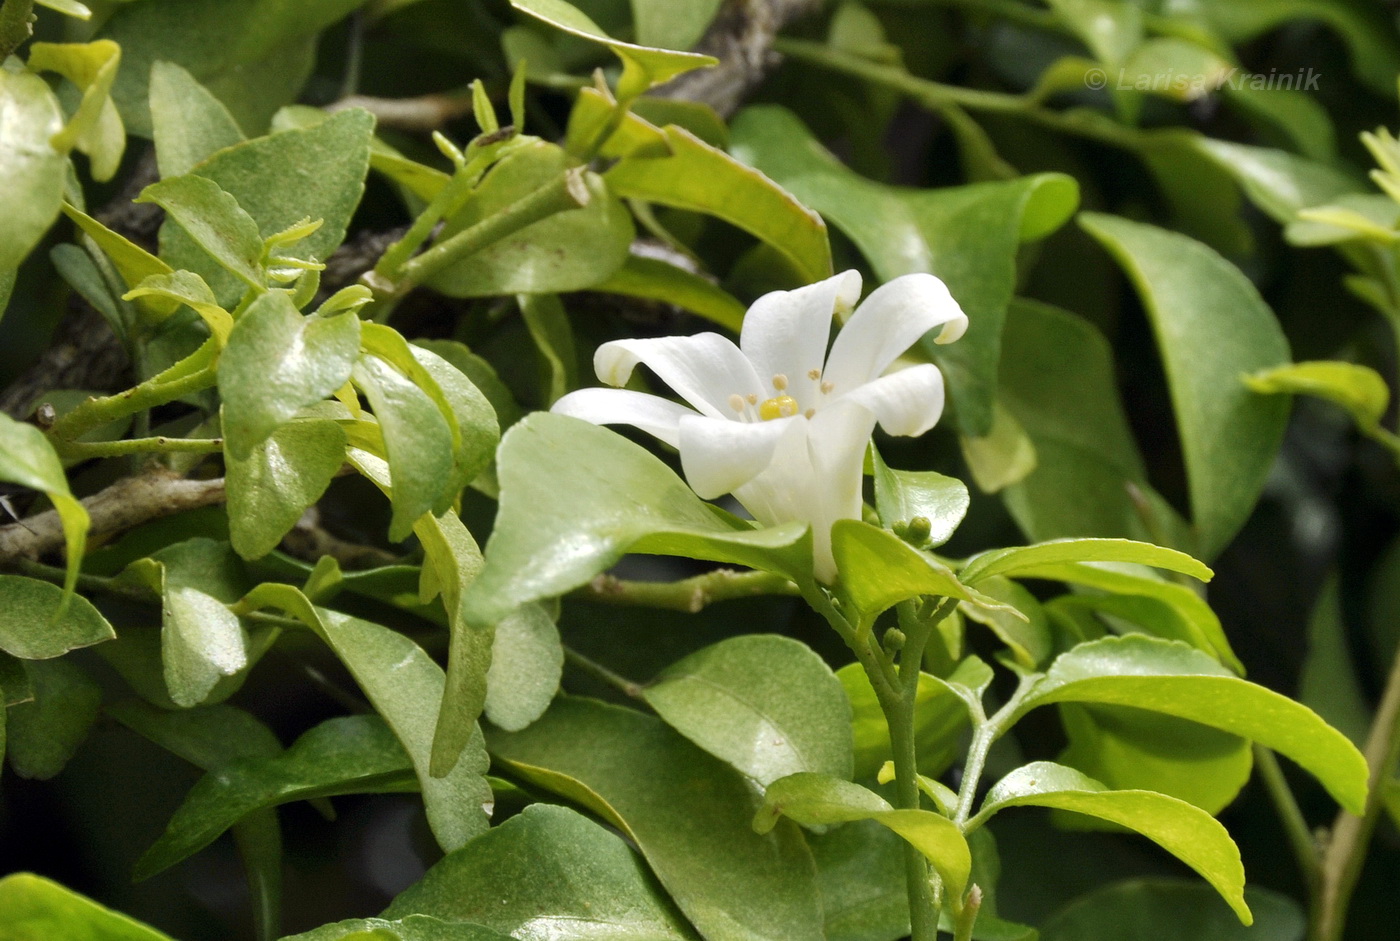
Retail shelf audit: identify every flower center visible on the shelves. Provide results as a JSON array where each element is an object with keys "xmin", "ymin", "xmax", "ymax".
[{"xmin": 758, "ymin": 395, "xmax": 800, "ymax": 420}]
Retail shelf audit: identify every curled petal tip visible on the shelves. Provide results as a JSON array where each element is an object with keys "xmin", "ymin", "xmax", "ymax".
[{"xmin": 934, "ymin": 313, "xmax": 969, "ymax": 344}]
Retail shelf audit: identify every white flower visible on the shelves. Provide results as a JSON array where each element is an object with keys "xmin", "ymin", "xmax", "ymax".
[{"xmin": 552, "ymin": 270, "xmax": 968, "ymax": 582}]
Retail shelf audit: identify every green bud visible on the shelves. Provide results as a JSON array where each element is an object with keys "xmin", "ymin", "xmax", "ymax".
[
  {"xmin": 883, "ymin": 628, "xmax": 906, "ymax": 653},
  {"xmin": 906, "ymin": 515, "xmax": 932, "ymax": 545}
]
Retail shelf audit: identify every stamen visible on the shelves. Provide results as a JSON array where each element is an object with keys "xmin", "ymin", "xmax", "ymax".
[
  {"xmin": 807, "ymin": 368, "xmax": 821, "ymax": 380},
  {"xmin": 804, "ymin": 408, "xmax": 815, "ymax": 419},
  {"xmin": 820, "ymin": 381, "xmax": 834, "ymax": 395},
  {"xmin": 728, "ymin": 394, "xmax": 746, "ymax": 413},
  {"xmin": 746, "ymin": 393, "xmax": 759, "ymax": 405},
  {"xmin": 772, "ymin": 373, "xmax": 788, "ymax": 391}
]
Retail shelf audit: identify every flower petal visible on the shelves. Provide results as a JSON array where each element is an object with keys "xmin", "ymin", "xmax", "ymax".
[
  {"xmin": 740, "ymin": 270, "xmax": 862, "ymax": 407},
  {"xmin": 837, "ymin": 363, "xmax": 946, "ymax": 437},
  {"xmin": 805, "ymin": 402, "xmax": 878, "ymax": 582},
  {"xmin": 678, "ymin": 414, "xmax": 797, "ymax": 499},
  {"xmin": 594, "ymin": 334, "xmax": 763, "ymax": 419},
  {"xmin": 551, "ymin": 388, "xmax": 694, "ymax": 447},
  {"xmin": 823, "ymin": 273, "xmax": 968, "ymax": 393}
]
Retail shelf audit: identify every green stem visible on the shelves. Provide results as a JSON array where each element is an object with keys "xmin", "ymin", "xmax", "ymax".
[
  {"xmin": 57, "ymin": 436, "xmax": 224, "ymax": 460},
  {"xmin": 573, "ymin": 568, "xmax": 799, "ymax": 612},
  {"xmin": 10, "ymin": 557, "xmax": 152, "ymax": 602},
  {"xmin": 394, "ymin": 168, "xmax": 592, "ymax": 289},
  {"xmin": 952, "ymin": 885, "xmax": 985, "ymax": 941},
  {"xmin": 563, "ymin": 646, "xmax": 645, "ymax": 699},
  {"xmin": 1311, "ymin": 642, "xmax": 1400, "ymax": 941},
  {"xmin": 48, "ymin": 362, "xmax": 218, "ymax": 441},
  {"xmin": 884, "ymin": 671, "xmax": 940, "ymax": 941},
  {"xmin": 1255, "ymin": 744, "xmax": 1322, "ymax": 895},
  {"xmin": 0, "ymin": 0, "xmax": 34, "ymax": 61}
]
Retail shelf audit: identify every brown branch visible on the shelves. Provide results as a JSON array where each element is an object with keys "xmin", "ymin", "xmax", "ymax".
[
  {"xmin": 653, "ymin": 0, "xmax": 823, "ymax": 117},
  {"xmin": 0, "ymin": 469, "xmax": 226, "ymax": 563}
]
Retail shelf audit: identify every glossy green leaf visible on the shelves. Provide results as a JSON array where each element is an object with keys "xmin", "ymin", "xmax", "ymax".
[
  {"xmin": 462, "ymin": 413, "xmax": 810, "ymax": 627},
  {"xmin": 1245, "ymin": 361, "xmax": 1390, "ymax": 437},
  {"xmin": 284, "ymin": 917, "xmax": 513, "ymax": 941},
  {"xmin": 1047, "ymin": 0, "xmax": 1142, "ymax": 64},
  {"xmin": 0, "ymin": 576, "xmax": 113, "ymax": 659},
  {"xmin": 384, "ymin": 803, "xmax": 696, "ymax": 939},
  {"xmin": 1056, "ymin": 703, "xmax": 1253, "ymax": 815},
  {"xmin": 1192, "ymin": 138, "xmax": 1362, "ymax": 225},
  {"xmin": 1079, "ymin": 213, "xmax": 1290, "ymax": 559},
  {"xmin": 996, "ymin": 299, "xmax": 1189, "ymax": 549},
  {"xmin": 410, "ymin": 342, "xmax": 500, "ymax": 494},
  {"xmin": 1012, "ymin": 635, "xmax": 1368, "ymax": 814},
  {"xmin": 872, "ymin": 448, "xmax": 969, "ymax": 549},
  {"xmin": 0, "ymin": 873, "xmax": 175, "ymax": 941},
  {"xmin": 1043, "ymin": 879, "xmax": 1306, "ymax": 941},
  {"xmin": 139, "ymin": 173, "xmax": 265, "ymax": 287},
  {"xmin": 489, "ymin": 696, "xmax": 825, "ymax": 941},
  {"xmin": 352, "ymin": 353, "xmax": 456, "ymax": 543},
  {"xmin": 219, "ymin": 291, "xmax": 361, "ymax": 458},
  {"xmin": 1298, "ymin": 577, "xmax": 1370, "ymax": 747},
  {"xmin": 510, "ymin": 0, "xmax": 716, "ymax": 98},
  {"xmin": 594, "ymin": 253, "xmax": 747, "ymax": 332},
  {"xmin": 756, "ymin": 771, "xmax": 971, "ymax": 902},
  {"xmin": 122, "ymin": 270, "xmax": 233, "ymax": 340},
  {"xmin": 0, "ymin": 413, "xmax": 90, "ymax": 595},
  {"xmin": 0, "ymin": 68, "xmax": 66, "ymax": 270},
  {"xmin": 962, "ymin": 540, "xmax": 1212, "ymax": 585},
  {"xmin": 60, "ymin": 202, "xmax": 177, "ymax": 319},
  {"xmin": 959, "ymin": 401, "xmax": 1038, "ymax": 495},
  {"xmin": 6, "ymin": 658, "xmax": 100, "ymax": 780},
  {"xmin": 27, "ymin": 40, "xmax": 125, "ymax": 181},
  {"xmin": 972, "ymin": 762, "xmax": 1248, "ymax": 923},
  {"xmin": 136, "ymin": 715, "xmax": 416, "ymax": 880},
  {"xmin": 841, "ymin": 659, "xmax": 981, "ymax": 779},
  {"xmin": 483, "ymin": 603, "xmax": 562, "ymax": 733},
  {"xmin": 831, "ymin": 520, "xmax": 1013, "ymax": 630},
  {"xmin": 642, "ymin": 634, "xmax": 853, "ymax": 785},
  {"xmin": 960, "ymin": 575, "xmax": 1054, "ymax": 669},
  {"xmin": 99, "ymin": 0, "xmax": 364, "ymax": 136},
  {"xmin": 226, "ymin": 419, "xmax": 347, "ymax": 559},
  {"xmin": 604, "ymin": 119, "xmax": 833, "ymax": 285},
  {"xmin": 731, "ymin": 106, "xmax": 1077, "ymax": 433},
  {"xmin": 424, "ymin": 139, "xmax": 633, "ymax": 298},
  {"xmin": 632, "ymin": 0, "xmax": 723, "ymax": 50},
  {"xmin": 518, "ymin": 292, "xmax": 576, "ymax": 406},
  {"xmin": 149, "ymin": 60, "xmax": 245, "ymax": 178}
]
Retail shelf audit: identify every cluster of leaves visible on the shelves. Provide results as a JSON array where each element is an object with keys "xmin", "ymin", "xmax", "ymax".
[{"xmin": 0, "ymin": 0, "xmax": 1398, "ymax": 940}]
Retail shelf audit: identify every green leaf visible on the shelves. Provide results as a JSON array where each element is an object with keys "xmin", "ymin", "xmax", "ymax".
[
  {"xmin": 483, "ymin": 603, "xmax": 562, "ymax": 733},
  {"xmin": 593, "ymin": 253, "xmax": 747, "ymax": 332},
  {"xmin": 136, "ymin": 715, "xmax": 417, "ymax": 880},
  {"xmin": 959, "ymin": 401, "xmax": 1038, "ymax": 495},
  {"xmin": 1047, "ymin": 0, "xmax": 1143, "ymax": 64},
  {"xmin": 352, "ymin": 353, "xmax": 456, "ymax": 542},
  {"xmin": 99, "ymin": 0, "xmax": 365, "ymax": 136},
  {"xmin": 1012, "ymin": 635, "xmax": 1368, "ymax": 814},
  {"xmin": 0, "ymin": 576, "xmax": 113, "ymax": 659},
  {"xmin": 6, "ymin": 658, "xmax": 100, "ymax": 780},
  {"xmin": 756, "ymin": 772, "xmax": 971, "ymax": 903},
  {"xmin": 872, "ymin": 448, "xmax": 969, "ymax": 549},
  {"xmin": 1244, "ymin": 361, "xmax": 1390, "ymax": 437},
  {"xmin": 284, "ymin": 917, "xmax": 513, "ymax": 941},
  {"xmin": 1042, "ymin": 878, "xmax": 1306, "ymax": 941},
  {"xmin": 517, "ymin": 292, "xmax": 576, "ymax": 406},
  {"xmin": 148, "ymin": 60, "xmax": 245, "ymax": 178},
  {"xmin": 27, "ymin": 40, "xmax": 126, "ymax": 181},
  {"xmin": 841, "ymin": 660, "xmax": 979, "ymax": 779},
  {"xmin": 60, "ymin": 202, "xmax": 177, "ymax": 319},
  {"xmin": 1079, "ymin": 213, "xmax": 1290, "ymax": 559},
  {"xmin": 1192, "ymin": 138, "xmax": 1362, "ymax": 225},
  {"xmin": 997, "ymin": 299, "xmax": 1189, "ymax": 550},
  {"xmin": 731, "ymin": 106, "xmax": 1077, "ymax": 434},
  {"xmin": 384, "ymin": 803, "xmax": 696, "ymax": 939},
  {"xmin": 226, "ymin": 419, "xmax": 347, "ymax": 559},
  {"xmin": 138, "ymin": 174, "xmax": 265, "ymax": 288},
  {"xmin": 462, "ymin": 413, "xmax": 810, "ymax": 628},
  {"xmin": 0, "ymin": 413, "xmax": 90, "ymax": 595},
  {"xmin": 972, "ymin": 762, "xmax": 1248, "ymax": 923},
  {"xmin": 961, "ymin": 540, "xmax": 1212, "ymax": 585},
  {"xmin": 0, "ymin": 873, "xmax": 176, "ymax": 941},
  {"xmin": 632, "ymin": 0, "xmax": 723, "ymax": 50},
  {"xmin": 123, "ymin": 270, "xmax": 233, "ymax": 340},
  {"xmin": 960, "ymin": 576, "xmax": 1054, "ymax": 669},
  {"xmin": 830, "ymin": 519, "xmax": 1013, "ymax": 631},
  {"xmin": 1056, "ymin": 703, "xmax": 1254, "ymax": 815},
  {"xmin": 510, "ymin": 0, "xmax": 717, "ymax": 98},
  {"xmin": 642, "ymin": 634, "xmax": 853, "ymax": 786},
  {"xmin": 423, "ymin": 139, "xmax": 634, "ymax": 298},
  {"xmin": 219, "ymin": 291, "xmax": 361, "ymax": 458},
  {"xmin": 0, "ymin": 69, "xmax": 65, "ymax": 272},
  {"xmin": 489, "ymin": 696, "xmax": 825, "ymax": 941},
  {"xmin": 410, "ymin": 343, "xmax": 500, "ymax": 495},
  {"xmin": 1298, "ymin": 576, "xmax": 1370, "ymax": 747},
  {"xmin": 602, "ymin": 114, "xmax": 834, "ymax": 285}
]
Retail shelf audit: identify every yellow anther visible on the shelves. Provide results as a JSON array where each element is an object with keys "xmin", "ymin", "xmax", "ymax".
[
  {"xmin": 728, "ymin": 394, "xmax": 746, "ymax": 412},
  {"xmin": 772, "ymin": 373, "xmax": 789, "ymax": 391},
  {"xmin": 804, "ymin": 408, "xmax": 815, "ymax": 418},
  {"xmin": 807, "ymin": 368, "xmax": 822, "ymax": 380},
  {"xmin": 746, "ymin": 393, "xmax": 759, "ymax": 405},
  {"xmin": 820, "ymin": 381, "xmax": 834, "ymax": 395},
  {"xmin": 758, "ymin": 395, "xmax": 799, "ymax": 421}
]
